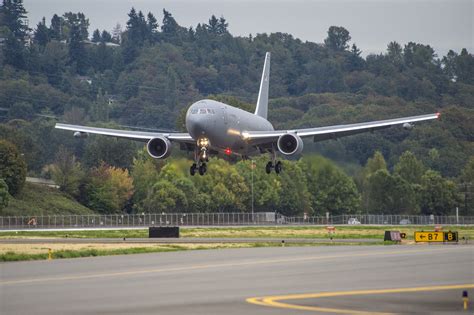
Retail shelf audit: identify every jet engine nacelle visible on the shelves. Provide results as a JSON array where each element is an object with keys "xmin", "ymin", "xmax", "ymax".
[
  {"xmin": 277, "ymin": 133, "xmax": 303, "ymax": 156},
  {"xmin": 73, "ymin": 131, "xmax": 88, "ymax": 138},
  {"xmin": 403, "ymin": 122, "xmax": 414, "ymax": 130},
  {"xmin": 147, "ymin": 137, "xmax": 172, "ymax": 159}
]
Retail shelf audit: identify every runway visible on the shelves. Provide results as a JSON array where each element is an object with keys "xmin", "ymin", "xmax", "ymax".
[{"xmin": 1, "ymin": 245, "xmax": 473, "ymax": 314}]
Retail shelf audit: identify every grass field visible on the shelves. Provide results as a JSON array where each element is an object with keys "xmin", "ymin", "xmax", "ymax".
[
  {"xmin": 0, "ymin": 183, "xmax": 94, "ymax": 216},
  {"xmin": 1, "ymin": 225, "xmax": 473, "ymax": 240}
]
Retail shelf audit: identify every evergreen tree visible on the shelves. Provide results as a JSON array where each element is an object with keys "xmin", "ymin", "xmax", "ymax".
[
  {"xmin": 91, "ymin": 29, "xmax": 101, "ymax": 42},
  {"xmin": 217, "ymin": 16, "xmax": 228, "ymax": 35},
  {"xmin": 49, "ymin": 14, "xmax": 62, "ymax": 40},
  {"xmin": 68, "ymin": 20, "xmax": 87, "ymax": 73},
  {"xmin": 146, "ymin": 12, "xmax": 158, "ymax": 41},
  {"xmin": 207, "ymin": 15, "xmax": 219, "ymax": 34},
  {"xmin": 0, "ymin": 0, "xmax": 29, "ymax": 39},
  {"xmin": 101, "ymin": 30, "xmax": 112, "ymax": 42},
  {"xmin": 34, "ymin": 17, "xmax": 50, "ymax": 46}
]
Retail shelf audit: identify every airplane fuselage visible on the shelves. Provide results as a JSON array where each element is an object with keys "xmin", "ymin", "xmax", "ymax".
[{"xmin": 185, "ymin": 99, "xmax": 274, "ymax": 155}]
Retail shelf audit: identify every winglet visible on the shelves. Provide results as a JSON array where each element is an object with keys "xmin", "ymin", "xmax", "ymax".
[{"xmin": 255, "ymin": 52, "xmax": 271, "ymax": 119}]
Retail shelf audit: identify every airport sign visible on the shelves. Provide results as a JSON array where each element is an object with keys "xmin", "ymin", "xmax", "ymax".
[
  {"xmin": 414, "ymin": 231, "xmax": 458, "ymax": 243},
  {"xmin": 414, "ymin": 232, "xmax": 444, "ymax": 242}
]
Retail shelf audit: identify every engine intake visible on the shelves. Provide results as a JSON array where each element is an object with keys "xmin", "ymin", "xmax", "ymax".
[
  {"xmin": 277, "ymin": 133, "xmax": 303, "ymax": 156},
  {"xmin": 147, "ymin": 137, "xmax": 172, "ymax": 159}
]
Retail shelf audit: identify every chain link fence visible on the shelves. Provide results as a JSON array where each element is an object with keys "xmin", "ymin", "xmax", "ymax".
[{"xmin": 0, "ymin": 213, "xmax": 473, "ymax": 230}]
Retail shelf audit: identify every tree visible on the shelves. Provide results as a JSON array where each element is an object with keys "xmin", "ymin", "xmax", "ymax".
[
  {"xmin": 324, "ymin": 26, "xmax": 351, "ymax": 51},
  {"xmin": 387, "ymin": 41, "xmax": 403, "ymax": 66},
  {"xmin": 34, "ymin": 17, "xmax": 50, "ymax": 46},
  {"xmin": 146, "ymin": 12, "xmax": 158, "ymax": 40},
  {"xmin": 49, "ymin": 146, "xmax": 83, "ymax": 197},
  {"xmin": 0, "ymin": 179, "xmax": 9, "ymax": 210},
  {"xmin": 217, "ymin": 16, "xmax": 228, "ymax": 35},
  {"xmin": 84, "ymin": 162, "xmax": 133, "ymax": 213},
  {"xmin": 62, "ymin": 12, "xmax": 89, "ymax": 41},
  {"xmin": 7, "ymin": 101, "xmax": 33, "ymax": 120},
  {"xmin": 1, "ymin": 27, "xmax": 25, "ymax": 68},
  {"xmin": 0, "ymin": 0, "xmax": 29, "ymax": 39},
  {"xmin": 394, "ymin": 151, "xmax": 424, "ymax": 184},
  {"xmin": 111, "ymin": 23, "xmax": 122, "ymax": 43},
  {"xmin": 49, "ymin": 14, "xmax": 62, "ymax": 40},
  {"xmin": 300, "ymin": 156, "xmax": 360, "ymax": 215},
  {"xmin": 458, "ymin": 157, "xmax": 474, "ymax": 215},
  {"xmin": 206, "ymin": 15, "xmax": 219, "ymax": 34},
  {"xmin": 68, "ymin": 20, "xmax": 88, "ymax": 73},
  {"xmin": 0, "ymin": 139, "xmax": 26, "ymax": 195},
  {"xmin": 364, "ymin": 151, "xmax": 387, "ymax": 175},
  {"xmin": 365, "ymin": 169, "xmax": 417, "ymax": 214},
  {"xmin": 420, "ymin": 170, "xmax": 459, "ymax": 215},
  {"xmin": 274, "ymin": 161, "xmax": 311, "ymax": 216},
  {"xmin": 101, "ymin": 30, "xmax": 112, "ymax": 42},
  {"xmin": 347, "ymin": 43, "xmax": 364, "ymax": 71},
  {"xmin": 91, "ymin": 29, "xmax": 101, "ymax": 42}
]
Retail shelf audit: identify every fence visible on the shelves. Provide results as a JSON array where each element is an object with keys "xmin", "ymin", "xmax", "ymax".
[{"xmin": 0, "ymin": 213, "xmax": 473, "ymax": 230}]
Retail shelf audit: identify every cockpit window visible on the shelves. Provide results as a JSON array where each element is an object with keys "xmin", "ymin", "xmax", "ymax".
[
  {"xmin": 191, "ymin": 109, "xmax": 198, "ymax": 114},
  {"xmin": 199, "ymin": 108, "xmax": 207, "ymax": 114},
  {"xmin": 207, "ymin": 109, "xmax": 215, "ymax": 114}
]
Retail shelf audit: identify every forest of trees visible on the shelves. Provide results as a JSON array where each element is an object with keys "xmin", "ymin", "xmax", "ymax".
[{"xmin": 0, "ymin": 0, "xmax": 473, "ymax": 216}]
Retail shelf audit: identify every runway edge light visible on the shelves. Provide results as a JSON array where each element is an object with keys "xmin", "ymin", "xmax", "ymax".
[{"xmin": 462, "ymin": 290, "xmax": 468, "ymax": 310}]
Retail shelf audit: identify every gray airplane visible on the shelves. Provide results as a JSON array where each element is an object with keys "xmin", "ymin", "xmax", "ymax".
[{"xmin": 56, "ymin": 52, "xmax": 440, "ymax": 176}]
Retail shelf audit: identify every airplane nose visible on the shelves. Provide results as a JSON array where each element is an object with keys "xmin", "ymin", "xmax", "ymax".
[{"xmin": 186, "ymin": 112, "xmax": 206, "ymax": 138}]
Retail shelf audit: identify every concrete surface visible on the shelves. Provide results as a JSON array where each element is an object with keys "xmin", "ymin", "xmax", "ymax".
[{"xmin": 1, "ymin": 245, "xmax": 473, "ymax": 314}]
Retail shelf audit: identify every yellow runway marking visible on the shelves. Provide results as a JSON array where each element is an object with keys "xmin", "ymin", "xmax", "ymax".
[
  {"xmin": 0, "ymin": 246, "xmax": 468, "ymax": 286},
  {"xmin": 247, "ymin": 284, "xmax": 474, "ymax": 314}
]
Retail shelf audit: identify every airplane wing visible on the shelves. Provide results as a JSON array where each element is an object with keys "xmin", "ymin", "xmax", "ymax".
[
  {"xmin": 242, "ymin": 113, "xmax": 440, "ymax": 143},
  {"xmin": 55, "ymin": 123, "xmax": 194, "ymax": 143}
]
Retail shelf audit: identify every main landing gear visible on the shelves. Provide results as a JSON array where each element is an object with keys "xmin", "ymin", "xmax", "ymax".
[
  {"xmin": 190, "ymin": 162, "xmax": 207, "ymax": 176},
  {"xmin": 190, "ymin": 137, "xmax": 209, "ymax": 176},
  {"xmin": 265, "ymin": 160, "xmax": 282, "ymax": 174}
]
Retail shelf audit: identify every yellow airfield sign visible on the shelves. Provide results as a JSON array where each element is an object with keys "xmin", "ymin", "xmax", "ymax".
[{"xmin": 414, "ymin": 232, "xmax": 444, "ymax": 242}]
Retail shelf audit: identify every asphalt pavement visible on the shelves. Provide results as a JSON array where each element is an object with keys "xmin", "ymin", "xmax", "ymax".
[{"xmin": 1, "ymin": 245, "xmax": 473, "ymax": 314}]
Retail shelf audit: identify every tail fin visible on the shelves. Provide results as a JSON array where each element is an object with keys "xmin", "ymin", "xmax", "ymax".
[{"xmin": 255, "ymin": 52, "xmax": 271, "ymax": 119}]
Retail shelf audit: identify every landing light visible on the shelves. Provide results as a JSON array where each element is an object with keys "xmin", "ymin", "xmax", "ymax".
[{"xmin": 436, "ymin": 112, "xmax": 441, "ymax": 119}]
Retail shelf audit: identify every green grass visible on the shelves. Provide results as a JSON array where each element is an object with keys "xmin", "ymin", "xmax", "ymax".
[
  {"xmin": 2, "ymin": 225, "xmax": 473, "ymax": 240},
  {"xmin": 1, "ymin": 183, "xmax": 95, "ymax": 216}
]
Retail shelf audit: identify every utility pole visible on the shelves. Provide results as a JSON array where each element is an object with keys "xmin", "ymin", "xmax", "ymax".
[{"xmin": 251, "ymin": 160, "xmax": 255, "ymax": 216}]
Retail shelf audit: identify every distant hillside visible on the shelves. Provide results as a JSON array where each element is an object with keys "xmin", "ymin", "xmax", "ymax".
[{"xmin": 1, "ymin": 183, "xmax": 95, "ymax": 216}]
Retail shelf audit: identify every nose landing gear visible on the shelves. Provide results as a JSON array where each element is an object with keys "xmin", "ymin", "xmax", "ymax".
[{"xmin": 190, "ymin": 137, "xmax": 210, "ymax": 176}]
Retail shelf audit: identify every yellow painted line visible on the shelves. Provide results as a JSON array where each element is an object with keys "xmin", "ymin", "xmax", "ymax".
[
  {"xmin": 247, "ymin": 284, "xmax": 474, "ymax": 314},
  {"xmin": 0, "ymin": 246, "xmax": 467, "ymax": 286}
]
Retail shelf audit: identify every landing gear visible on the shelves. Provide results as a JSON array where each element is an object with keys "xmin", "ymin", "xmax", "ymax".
[
  {"xmin": 265, "ymin": 161, "xmax": 272, "ymax": 174},
  {"xmin": 190, "ymin": 163, "xmax": 197, "ymax": 176},
  {"xmin": 265, "ymin": 160, "xmax": 282, "ymax": 174},
  {"xmin": 198, "ymin": 163, "xmax": 207, "ymax": 176},
  {"xmin": 190, "ymin": 162, "xmax": 207, "ymax": 176},
  {"xmin": 275, "ymin": 161, "xmax": 282, "ymax": 174},
  {"xmin": 191, "ymin": 137, "xmax": 210, "ymax": 176}
]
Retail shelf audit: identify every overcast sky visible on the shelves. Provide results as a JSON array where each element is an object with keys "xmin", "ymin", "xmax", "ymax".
[{"xmin": 24, "ymin": 0, "xmax": 472, "ymax": 57}]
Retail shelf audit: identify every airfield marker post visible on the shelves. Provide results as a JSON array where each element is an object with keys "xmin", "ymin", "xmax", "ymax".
[{"xmin": 463, "ymin": 291, "xmax": 468, "ymax": 310}]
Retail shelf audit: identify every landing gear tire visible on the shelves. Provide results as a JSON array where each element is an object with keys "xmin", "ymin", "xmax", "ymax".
[
  {"xmin": 190, "ymin": 163, "xmax": 197, "ymax": 176},
  {"xmin": 198, "ymin": 163, "xmax": 207, "ymax": 176},
  {"xmin": 265, "ymin": 162, "xmax": 273, "ymax": 174},
  {"xmin": 275, "ymin": 161, "xmax": 282, "ymax": 174}
]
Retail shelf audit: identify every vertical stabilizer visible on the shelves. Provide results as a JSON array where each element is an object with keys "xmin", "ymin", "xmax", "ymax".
[{"xmin": 255, "ymin": 52, "xmax": 271, "ymax": 119}]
